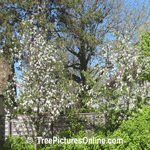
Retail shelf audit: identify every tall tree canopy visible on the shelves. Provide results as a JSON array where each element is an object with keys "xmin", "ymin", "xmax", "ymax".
[{"xmin": 0, "ymin": 0, "xmax": 149, "ymax": 109}]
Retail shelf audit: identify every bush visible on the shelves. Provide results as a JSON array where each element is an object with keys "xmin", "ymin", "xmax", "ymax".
[
  {"xmin": 4, "ymin": 135, "xmax": 35, "ymax": 150},
  {"xmin": 105, "ymin": 105, "xmax": 150, "ymax": 149},
  {"xmin": 4, "ymin": 106, "xmax": 150, "ymax": 150}
]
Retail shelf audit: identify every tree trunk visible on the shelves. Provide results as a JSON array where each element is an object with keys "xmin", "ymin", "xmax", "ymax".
[{"xmin": 35, "ymin": 136, "xmax": 37, "ymax": 150}]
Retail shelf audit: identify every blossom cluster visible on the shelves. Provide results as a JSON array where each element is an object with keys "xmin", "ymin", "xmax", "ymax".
[
  {"xmin": 4, "ymin": 17, "xmax": 80, "ymax": 137},
  {"xmin": 86, "ymin": 29, "xmax": 150, "ymax": 118}
]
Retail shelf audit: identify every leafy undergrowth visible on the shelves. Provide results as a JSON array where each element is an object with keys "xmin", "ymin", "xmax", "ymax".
[{"xmin": 3, "ymin": 105, "xmax": 150, "ymax": 150}]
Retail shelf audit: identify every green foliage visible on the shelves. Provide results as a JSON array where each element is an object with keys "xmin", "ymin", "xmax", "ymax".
[
  {"xmin": 47, "ymin": 127, "xmax": 90, "ymax": 150},
  {"xmin": 137, "ymin": 30, "xmax": 150, "ymax": 82},
  {"xmin": 105, "ymin": 105, "xmax": 150, "ymax": 149},
  {"xmin": 4, "ymin": 106, "xmax": 150, "ymax": 150},
  {"xmin": 4, "ymin": 135, "xmax": 35, "ymax": 150},
  {"xmin": 1, "ymin": 1, "xmax": 150, "ymax": 150}
]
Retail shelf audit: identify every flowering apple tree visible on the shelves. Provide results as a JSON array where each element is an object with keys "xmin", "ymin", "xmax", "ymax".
[
  {"xmin": 3, "ymin": 17, "xmax": 80, "ymax": 149},
  {"xmin": 81, "ymin": 29, "xmax": 150, "ymax": 131}
]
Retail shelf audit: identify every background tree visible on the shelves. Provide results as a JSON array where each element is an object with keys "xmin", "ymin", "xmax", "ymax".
[
  {"xmin": 84, "ymin": 29, "xmax": 150, "ymax": 133},
  {"xmin": 51, "ymin": 0, "xmax": 149, "ymax": 109},
  {"xmin": 0, "ymin": 0, "xmax": 150, "ymax": 112},
  {"xmin": 136, "ymin": 30, "xmax": 150, "ymax": 83}
]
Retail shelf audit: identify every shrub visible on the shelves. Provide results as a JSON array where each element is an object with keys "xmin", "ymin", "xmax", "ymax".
[
  {"xmin": 4, "ymin": 135, "xmax": 35, "ymax": 150},
  {"xmin": 5, "ymin": 105, "xmax": 150, "ymax": 150},
  {"xmin": 106, "ymin": 105, "xmax": 150, "ymax": 149}
]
